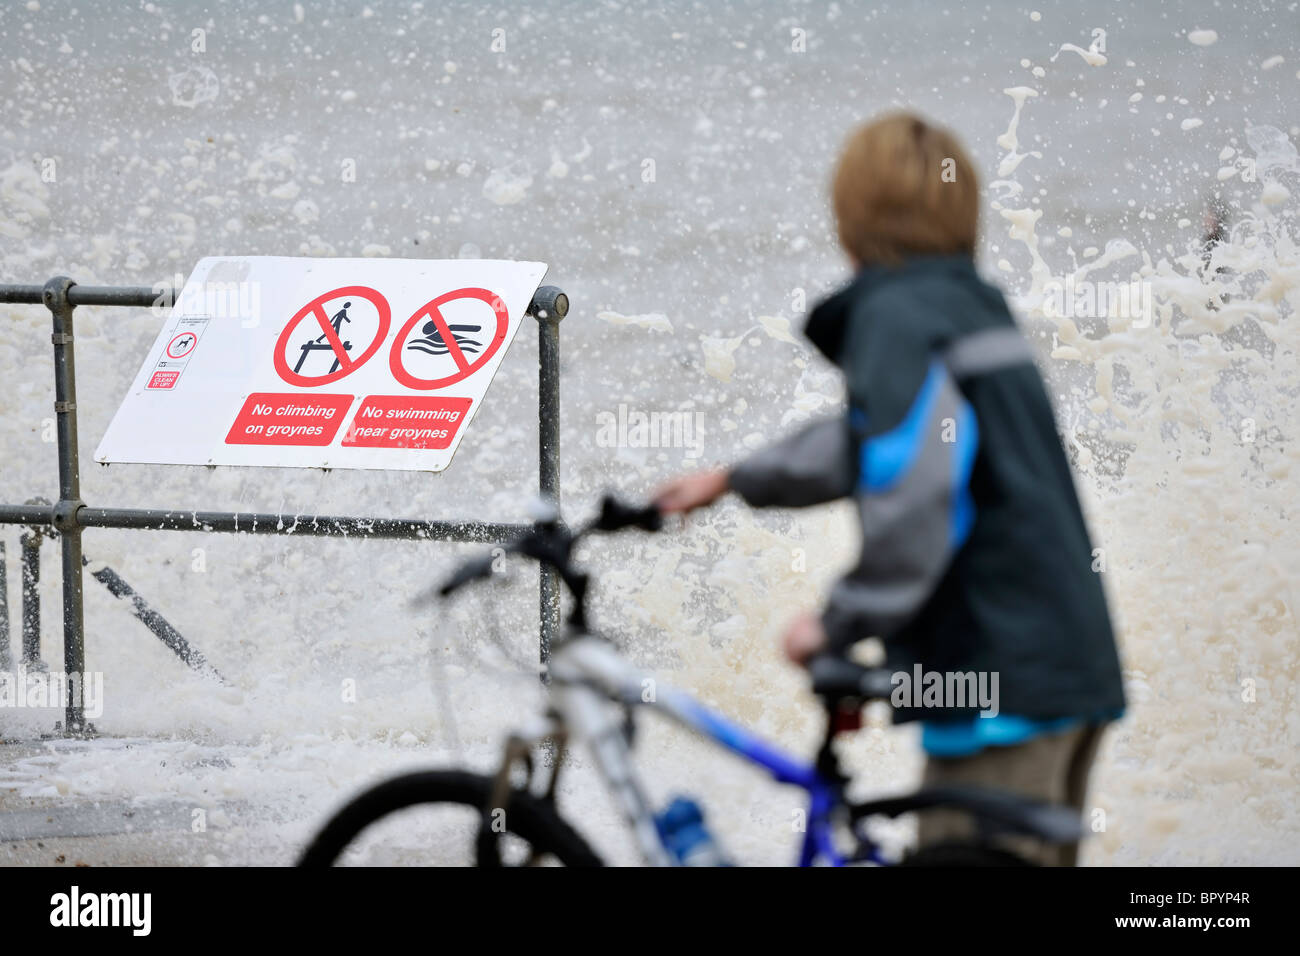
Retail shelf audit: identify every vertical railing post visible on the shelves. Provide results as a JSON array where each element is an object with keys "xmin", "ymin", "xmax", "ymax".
[
  {"xmin": 43, "ymin": 276, "xmax": 87, "ymax": 734},
  {"xmin": 0, "ymin": 541, "xmax": 10, "ymax": 672},
  {"xmin": 530, "ymin": 286, "xmax": 568, "ymax": 673},
  {"xmin": 20, "ymin": 530, "xmax": 43, "ymax": 669}
]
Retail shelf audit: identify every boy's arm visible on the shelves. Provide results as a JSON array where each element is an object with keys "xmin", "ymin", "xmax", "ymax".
[{"xmin": 727, "ymin": 416, "xmax": 857, "ymax": 508}]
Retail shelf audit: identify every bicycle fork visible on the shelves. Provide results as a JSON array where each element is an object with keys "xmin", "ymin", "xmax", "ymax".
[{"xmin": 482, "ymin": 717, "xmax": 567, "ymax": 866}]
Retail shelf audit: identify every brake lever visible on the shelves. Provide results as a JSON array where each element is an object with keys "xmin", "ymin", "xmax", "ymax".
[
  {"xmin": 409, "ymin": 552, "xmax": 498, "ymax": 609},
  {"xmin": 413, "ymin": 495, "xmax": 660, "ymax": 619}
]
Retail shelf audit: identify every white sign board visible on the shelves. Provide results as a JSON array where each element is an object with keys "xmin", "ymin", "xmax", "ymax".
[{"xmin": 95, "ymin": 256, "xmax": 548, "ymax": 472}]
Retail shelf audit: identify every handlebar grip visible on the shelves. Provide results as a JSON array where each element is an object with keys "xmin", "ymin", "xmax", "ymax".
[
  {"xmin": 594, "ymin": 495, "xmax": 663, "ymax": 533},
  {"xmin": 808, "ymin": 655, "xmax": 895, "ymax": 701}
]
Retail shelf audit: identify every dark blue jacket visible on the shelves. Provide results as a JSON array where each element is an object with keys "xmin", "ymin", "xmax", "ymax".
[{"xmin": 729, "ymin": 256, "xmax": 1125, "ymax": 723}]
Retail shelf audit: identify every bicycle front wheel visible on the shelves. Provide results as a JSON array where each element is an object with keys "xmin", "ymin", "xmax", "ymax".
[{"xmin": 298, "ymin": 769, "xmax": 603, "ymax": 867}]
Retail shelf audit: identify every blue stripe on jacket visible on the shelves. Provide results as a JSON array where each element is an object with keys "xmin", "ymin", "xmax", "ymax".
[{"xmin": 855, "ymin": 358, "xmax": 1113, "ymax": 757}]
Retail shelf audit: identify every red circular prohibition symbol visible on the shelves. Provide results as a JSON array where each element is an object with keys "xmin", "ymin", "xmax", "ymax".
[
  {"xmin": 274, "ymin": 285, "xmax": 392, "ymax": 387},
  {"xmin": 165, "ymin": 331, "xmax": 198, "ymax": 359},
  {"xmin": 390, "ymin": 287, "xmax": 509, "ymax": 390}
]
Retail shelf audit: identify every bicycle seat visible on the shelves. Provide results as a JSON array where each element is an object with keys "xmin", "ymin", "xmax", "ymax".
[
  {"xmin": 849, "ymin": 784, "xmax": 1086, "ymax": 844},
  {"xmin": 808, "ymin": 655, "xmax": 895, "ymax": 702}
]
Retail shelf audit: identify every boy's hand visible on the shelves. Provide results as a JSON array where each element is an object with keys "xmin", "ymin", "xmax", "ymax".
[
  {"xmin": 781, "ymin": 611, "xmax": 828, "ymax": 666},
  {"xmin": 652, "ymin": 468, "xmax": 730, "ymax": 515}
]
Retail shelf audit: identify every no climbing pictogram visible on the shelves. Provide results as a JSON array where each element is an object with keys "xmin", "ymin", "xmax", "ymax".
[{"xmin": 274, "ymin": 286, "xmax": 392, "ymax": 387}]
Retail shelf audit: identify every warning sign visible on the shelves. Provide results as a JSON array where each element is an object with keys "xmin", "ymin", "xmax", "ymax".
[
  {"xmin": 226, "ymin": 393, "xmax": 353, "ymax": 446},
  {"xmin": 146, "ymin": 315, "xmax": 210, "ymax": 390},
  {"xmin": 341, "ymin": 396, "xmax": 473, "ymax": 449},
  {"xmin": 166, "ymin": 331, "xmax": 199, "ymax": 359},
  {"xmin": 94, "ymin": 256, "xmax": 548, "ymax": 472}
]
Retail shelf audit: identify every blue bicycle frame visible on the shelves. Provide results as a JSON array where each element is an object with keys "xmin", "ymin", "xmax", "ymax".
[{"xmin": 655, "ymin": 688, "xmax": 885, "ymax": 866}]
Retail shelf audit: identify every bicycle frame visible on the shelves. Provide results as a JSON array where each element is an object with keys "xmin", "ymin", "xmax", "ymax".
[
  {"xmin": 430, "ymin": 501, "xmax": 1084, "ymax": 868},
  {"xmin": 545, "ymin": 633, "xmax": 882, "ymax": 867},
  {"xmin": 292, "ymin": 500, "xmax": 1090, "ymax": 868}
]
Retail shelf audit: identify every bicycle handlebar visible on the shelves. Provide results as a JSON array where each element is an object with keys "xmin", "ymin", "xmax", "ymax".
[
  {"xmin": 437, "ymin": 553, "xmax": 498, "ymax": 597},
  {"xmin": 434, "ymin": 494, "xmax": 663, "ymax": 627},
  {"xmin": 435, "ymin": 497, "xmax": 901, "ymax": 707}
]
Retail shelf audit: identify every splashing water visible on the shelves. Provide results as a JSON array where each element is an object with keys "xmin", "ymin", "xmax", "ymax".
[{"xmin": 0, "ymin": 1, "xmax": 1296, "ymax": 866}]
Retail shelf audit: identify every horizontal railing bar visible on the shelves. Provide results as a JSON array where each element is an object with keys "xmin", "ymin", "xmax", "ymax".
[
  {"xmin": 4, "ymin": 282, "xmax": 570, "ymax": 314},
  {"xmin": 67, "ymin": 285, "xmax": 165, "ymax": 308},
  {"xmin": 81, "ymin": 508, "xmax": 524, "ymax": 541},
  {"xmin": 0, "ymin": 506, "xmax": 50, "ymax": 524},
  {"xmin": 0, "ymin": 285, "xmax": 46, "ymax": 304},
  {"xmin": 0, "ymin": 283, "xmax": 168, "ymax": 307},
  {"xmin": 0, "ymin": 504, "xmax": 526, "ymax": 543}
]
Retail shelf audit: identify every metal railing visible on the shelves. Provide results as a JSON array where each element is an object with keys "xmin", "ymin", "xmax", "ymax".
[{"xmin": 0, "ymin": 276, "xmax": 568, "ymax": 734}]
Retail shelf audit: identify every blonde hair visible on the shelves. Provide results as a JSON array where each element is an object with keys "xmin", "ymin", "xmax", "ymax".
[{"xmin": 831, "ymin": 112, "xmax": 979, "ymax": 266}]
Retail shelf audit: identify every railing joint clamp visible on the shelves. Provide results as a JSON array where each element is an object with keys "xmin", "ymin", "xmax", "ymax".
[{"xmin": 52, "ymin": 499, "xmax": 84, "ymax": 533}]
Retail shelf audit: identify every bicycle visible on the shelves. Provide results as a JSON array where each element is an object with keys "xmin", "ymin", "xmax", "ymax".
[{"xmin": 298, "ymin": 495, "xmax": 1085, "ymax": 866}]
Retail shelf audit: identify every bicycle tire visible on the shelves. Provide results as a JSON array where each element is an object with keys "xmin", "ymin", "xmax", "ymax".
[{"xmin": 298, "ymin": 769, "xmax": 604, "ymax": 867}]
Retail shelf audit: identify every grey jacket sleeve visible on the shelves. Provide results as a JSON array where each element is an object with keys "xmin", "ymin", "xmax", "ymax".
[
  {"xmin": 727, "ymin": 416, "xmax": 857, "ymax": 508},
  {"xmin": 819, "ymin": 357, "xmax": 981, "ymax": 652}
]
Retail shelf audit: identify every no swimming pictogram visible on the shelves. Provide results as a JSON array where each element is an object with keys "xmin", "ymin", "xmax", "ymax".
[
  {"xmin": 274, "ymin": 286, "xmax": 391, "ymax": 387},
  {"xmin": 389, "ymin": 287, "xmax": 508, "ymax": 390}
]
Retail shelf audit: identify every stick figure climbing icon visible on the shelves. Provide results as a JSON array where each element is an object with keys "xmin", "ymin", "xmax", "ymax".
[{"xmin": 273, "ymin": 286, "xmax": 391, "ymax": 387}]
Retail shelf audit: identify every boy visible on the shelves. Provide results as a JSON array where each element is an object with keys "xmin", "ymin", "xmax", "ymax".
[{"xmin": 654, "ymin": 112, "xmax": 1125, "ymax": 866}]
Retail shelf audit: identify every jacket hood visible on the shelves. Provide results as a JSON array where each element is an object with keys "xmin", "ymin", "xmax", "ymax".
[{"xmin": 803, "ymin": 255, "xmax": 980, "ymax": 365}]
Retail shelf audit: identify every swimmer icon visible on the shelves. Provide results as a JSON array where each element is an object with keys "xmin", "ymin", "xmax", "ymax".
[{"xmin": 390, "ymin": 287, "xmax": 509, "ymax": 390}]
